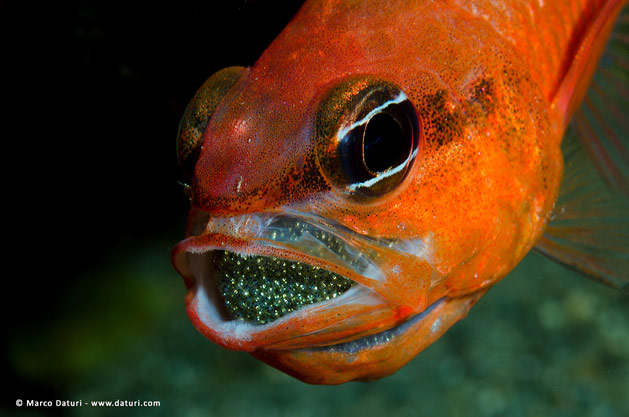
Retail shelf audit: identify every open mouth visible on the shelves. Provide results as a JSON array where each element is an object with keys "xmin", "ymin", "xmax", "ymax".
[
  {"xmin": 199, "ymin": 212, "xmax": 378, "ymax": 326},
  {"xmin": 172, "ymin": 210, "xmax": 442, "ymax": 350},
  {"xmin": 172, "ymin": 210, "xmax": 486, "ymax": 383}
]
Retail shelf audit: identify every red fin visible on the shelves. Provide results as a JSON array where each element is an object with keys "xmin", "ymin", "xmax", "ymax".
[
  {"xmin": 536, "ymin": 5, "xmax": 629, "ymax": 292},
  {"xmin": 552, "ymin": 0, "xmax": 627, "ymax": 127}
]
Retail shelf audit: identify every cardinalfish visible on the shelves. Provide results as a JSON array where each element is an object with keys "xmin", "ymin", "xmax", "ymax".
[{"xmin": 172, "ymin": 0, "xmax": 629, "ymax": 384}]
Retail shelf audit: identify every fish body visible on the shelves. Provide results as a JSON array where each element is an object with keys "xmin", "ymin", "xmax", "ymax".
[{"xmin": 172, "ymin": 0, "xmax": 628, "ymax": 384}]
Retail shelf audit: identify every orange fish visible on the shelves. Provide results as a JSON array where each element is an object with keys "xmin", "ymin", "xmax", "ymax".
[{"xmin": 172, "ymin": 0, "xmax": 629, "ymax": 384}]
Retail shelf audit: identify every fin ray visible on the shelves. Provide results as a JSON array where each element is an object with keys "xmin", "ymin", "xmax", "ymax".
[
  {"xmin": 536, "ymin": 4, "xmax": 629, "ymax": 290},
  {"xmin": 535, "ymin": 123, "xmax": 629, "ymax": 289}
]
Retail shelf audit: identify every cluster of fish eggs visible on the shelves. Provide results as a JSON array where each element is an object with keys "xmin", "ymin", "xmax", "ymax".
[{"xmin": 215, "ymin": 251, "xmax": 354, "ymax": 325}]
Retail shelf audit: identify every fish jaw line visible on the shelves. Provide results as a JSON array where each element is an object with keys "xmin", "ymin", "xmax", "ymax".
[
  {"xmin": 251, "ymin": 290, "xmax": 486, "ymax": 384},
  {"xmin": 171, "ymin": 210, "xmax": 483, "ymax": 383},
  {"xmin": 171, "ymin": 211, "xmax": 415, "ymax": 351}
]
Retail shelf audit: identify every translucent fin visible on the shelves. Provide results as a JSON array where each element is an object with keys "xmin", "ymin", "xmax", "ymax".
[{"xmin": 535, "ymin": 6, "xmax": 629, "ymax": 292}]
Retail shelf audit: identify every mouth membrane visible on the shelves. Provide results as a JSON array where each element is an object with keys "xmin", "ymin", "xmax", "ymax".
[
  {"xmin": 215, "ymin": 251, "xmax": 355, "ymax": 325},
  {"xmin": 180, "ymin": 211, "xmax": 401, "ymax": 332},
  {"xmin": 175, "ymin": 211, "xmax": 451, "ymax": 352}
]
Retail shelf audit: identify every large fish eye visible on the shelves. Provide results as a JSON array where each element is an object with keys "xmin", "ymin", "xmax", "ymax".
[
  {"xmin": 176, "ymin": 66, "xmax": 246, "ymax": 179},
  {"xmin": 315, "ymin": 76, "xmax": 421, "ymax": 201}
]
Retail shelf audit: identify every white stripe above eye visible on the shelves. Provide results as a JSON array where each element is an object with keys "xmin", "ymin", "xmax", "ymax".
[
  {"xmin": 335, "ymin": 91, "xmax": 409, "ymax": 143},
  {"xmin": 338, "ymin": 90, "xmax": 415, "ymax": 193}
]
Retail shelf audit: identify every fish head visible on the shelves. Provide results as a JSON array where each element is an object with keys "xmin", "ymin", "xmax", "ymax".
[{"xmin": 172, "ymin": 5, "xmax": 561, "ymax": 384}]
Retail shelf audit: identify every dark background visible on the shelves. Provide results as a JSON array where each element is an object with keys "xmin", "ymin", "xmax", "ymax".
[
  {"xmin": 3, "ymin": 0, "xmax": 303, "ymax": 404},
  {"xmin": 4, "ymin": 0, "xmax": 303, "ymax": 270}
]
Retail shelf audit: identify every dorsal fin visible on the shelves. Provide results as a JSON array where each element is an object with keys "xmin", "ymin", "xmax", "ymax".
[
  {"xmin": 552, "ymin": 0, "xmax": 627, "ymax": 128},
  {"xmin": 535, "ymin": 4, "xmax": 629, "ymax": 293}
]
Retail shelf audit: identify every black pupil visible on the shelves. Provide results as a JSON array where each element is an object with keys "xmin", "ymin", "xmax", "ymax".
[{"xmin": 363, "ymin": 112, "xmax": 410, "ymax": 173}]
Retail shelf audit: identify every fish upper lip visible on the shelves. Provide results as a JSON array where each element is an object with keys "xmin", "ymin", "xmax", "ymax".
[
  {"xmin": 221, "ymin": 210, "xmax": 384, "ymax": 274},
  {"xmin": 177, "ymin": 209, "xmax": 392, "ymax": 289},
  {"xmin": 172, "ymin": 209, "xmax": 442, "ymax": 351}
]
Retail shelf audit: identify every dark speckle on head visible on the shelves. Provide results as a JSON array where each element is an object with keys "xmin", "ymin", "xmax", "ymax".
[
  {"xmin": 469, "ymin": 77, "xmax": 495, "ymax": 114},
  {"xmin": 419, "ymin": 89, "xmax": 463, "ymax": 148}
]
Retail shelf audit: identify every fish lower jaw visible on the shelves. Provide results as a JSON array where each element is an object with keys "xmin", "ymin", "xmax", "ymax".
[
  {"xmin": 252, "ymin": 291, "xmax": 486, "ymax": 384},
  {"xmin": 176, "ymin": 244, "xmax": 485, "ymax": 383}
]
